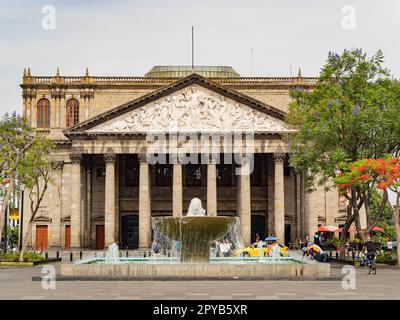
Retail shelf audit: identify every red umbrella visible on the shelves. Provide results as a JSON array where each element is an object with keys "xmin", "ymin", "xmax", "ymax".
[
  {"xmin": 317, "ymin": 226, "xmax": 334, "ymax": 232},
  {"xmin": 335, "ymin": 227, "xmax": 355, "ymax": 232},
  {"xmin": 361, "ymin": 226, "xmax": 384, "ymax": 231}
]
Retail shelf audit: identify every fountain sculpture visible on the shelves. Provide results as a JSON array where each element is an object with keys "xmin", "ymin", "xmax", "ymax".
[{"xmin": 152, "ymin": 198, "xmax": 240, "ymax": 263}]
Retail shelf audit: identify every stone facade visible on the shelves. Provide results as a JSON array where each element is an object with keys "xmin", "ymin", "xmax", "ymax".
[{"xmin": 20, "ymin": 66, "xmax": 351, "ymax": 250}]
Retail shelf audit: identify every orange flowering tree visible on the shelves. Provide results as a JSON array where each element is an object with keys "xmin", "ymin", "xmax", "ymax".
[{"xmin": 335, "ymin": 157, "xmax": 400, "ymax": 268}]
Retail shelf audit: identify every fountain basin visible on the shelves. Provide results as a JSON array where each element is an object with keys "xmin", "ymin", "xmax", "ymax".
[{"xmin": 60, "ymin": 259, "xmax": 331, "ymax": 279}]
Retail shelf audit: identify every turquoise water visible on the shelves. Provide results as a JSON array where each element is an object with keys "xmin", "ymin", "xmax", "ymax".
[{"xmin": 76, "ymin": 256, "xmax": 306, "ymax": 265}]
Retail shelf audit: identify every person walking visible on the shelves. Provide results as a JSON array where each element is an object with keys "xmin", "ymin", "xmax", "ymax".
[
  {"xmin": 225, "ymin": 239, "xmax": 232, "ymax": 257},
  {"xmin": 257, "ymin": 239, "xmax": 264, "ymax": 257},
  {"xmin": 219, "ymin": 240, "xmax": 228, "ymax": 257},
  {"xmin": 314, "ymin": 232, "xmax": 321, "ymax": 246}
]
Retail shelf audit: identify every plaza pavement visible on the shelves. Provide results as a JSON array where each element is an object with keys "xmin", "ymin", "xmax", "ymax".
[{"xmin": 0, "ymin": 264, "xmax": 399, "ymax": 300}]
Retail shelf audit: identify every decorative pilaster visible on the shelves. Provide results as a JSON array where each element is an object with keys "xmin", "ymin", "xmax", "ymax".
[
  {"xmin": 207, "ymin": 156, "xmax": 217, "ymax": 216},
  {"xmin": 49, "ymin": 161, "xmax": 63, "ymax": 249},
  {"xmin": 51, "ymin": 87, "xmax": 65, "ymax": 128},
  {"xmin": 138, "ymin": 153, "xmax": 151, "ymax": 249},
  {"xmin": 22, "ymin": 88, "xmax": 36, "ymax": 125},
  {"xmin": 69, "ymin": 153, "xmax": 82, "ymax": 248},
  {"xmin": 172, "ymin": 160, "xmax": 183, "ymax": 217},
  {"xmin": 104, "ymin": 153, "xmax": 116, "ymax": 247},
  {"xmin": 273, "ymin": 153, "xmax": 286, "ymax": 245}
]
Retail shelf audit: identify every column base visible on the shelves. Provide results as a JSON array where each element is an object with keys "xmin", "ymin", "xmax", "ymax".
[
  {"xmin": 137, "ymin": 246, "xmax": 151, "ymax": 251},
  {"xmin": 70, "ymin": 246, "xmax": 83, "ymax": 250},
  {"xmin": 49, "ymin": 245, "xmax": 63, "ymax": 250}
]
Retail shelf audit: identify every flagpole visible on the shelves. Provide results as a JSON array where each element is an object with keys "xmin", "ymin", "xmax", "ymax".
[{"xmin": 191, "ymin": 26, "xmax": 194, "ymax": 71}]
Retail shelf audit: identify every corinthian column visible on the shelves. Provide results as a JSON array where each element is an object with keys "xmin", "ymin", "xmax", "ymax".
[
  {"xmin": 172, "ymin": 160, "xmax": 183, "ymax": 217},
  {"xmin": 70, "ymin": 153, "xmax": 82, "ymax": 249},
  {"xmin": 237, "ymin": 157, "xmax": 251, "ymax": 246},
  {"xmin": 207, "ymin": 157, "xmax": 217, "ymax": 216},
  {"xmin": 104, "ymin": 153, "xmax": 116, "ymax": 248},
  {"xmin": 273, "ymin": 153, "xmax": 286, "ymax": 245},
  {"xmin": 138, "ymin": 153, "xmax": 151, "ymax": 249}
]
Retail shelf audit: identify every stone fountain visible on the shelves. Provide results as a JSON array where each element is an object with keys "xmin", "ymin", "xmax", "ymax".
[
  {"xmin": 60, "ymin": 198, "xmax": 331, "ymax": 279},
  {"xmin": 152, "ymin": 198, "xmax": 239, "ymax": 263}
]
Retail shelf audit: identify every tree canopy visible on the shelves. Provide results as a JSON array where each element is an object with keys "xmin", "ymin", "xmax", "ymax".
[
  {"xmin": 287, "ymin": 49, "xmax": 400, "ymax": 188},
  {"xmin": 286, "ymin": 48, "xmax": 400, "ymax": 246},
  {"xmin": 0, "ymin": 112, "xmax": 53, "ymax": 247}
]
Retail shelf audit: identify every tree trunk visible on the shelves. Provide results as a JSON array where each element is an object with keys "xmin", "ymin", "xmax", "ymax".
[
  {"xmin": 396, "ymin": 223, "xmax": 400, "ymax": 270},
  {"xmin": 0, "ymin": 176, "xmax": 15, "ymax": 246},
  {"xmin": 19, "ymin": 222, "xmax": 32, "ymax": 262},
  {"xmin": 339, "ymin": 220, "xmax": 352, "ymax": 259},
  {"xmin": 394, "ymin": 192, "xmax": 400, "ymax": 270}
]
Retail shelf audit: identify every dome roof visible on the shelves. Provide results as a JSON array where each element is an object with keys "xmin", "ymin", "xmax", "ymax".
[{"xmin": 144, "ymin": 66, "xmax": 240, "ymax": 78}]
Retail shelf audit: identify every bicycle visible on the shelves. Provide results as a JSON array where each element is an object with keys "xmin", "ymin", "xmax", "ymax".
[{"xmin": 365, "ymin": 253, "xmax": 377, "ymax": 275}]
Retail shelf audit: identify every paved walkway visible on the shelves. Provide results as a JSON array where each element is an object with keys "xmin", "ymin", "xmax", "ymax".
[{"xmin": 0, "ymin": 264, "xmax": 399, "ymax": 300}]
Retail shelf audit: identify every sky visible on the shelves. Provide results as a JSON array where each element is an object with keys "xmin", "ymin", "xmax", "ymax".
[{"xmin": 0, "ymin": 0, "xmax": 399, "ymax": 114}]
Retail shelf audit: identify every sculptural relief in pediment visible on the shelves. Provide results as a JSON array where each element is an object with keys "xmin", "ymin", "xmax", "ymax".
[{"xmin": 87, "ymin": 85, "xmax": 291, "ymax": 133}]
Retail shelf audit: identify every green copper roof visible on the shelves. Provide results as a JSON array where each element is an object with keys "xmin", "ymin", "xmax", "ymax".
[{"xmin": 145, "ymin": 66, "xmax": 240, "ymax": 78}]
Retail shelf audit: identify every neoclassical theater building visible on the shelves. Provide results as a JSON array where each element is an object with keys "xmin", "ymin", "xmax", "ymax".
[{"xmin": 21, "ymin": 66, "xmax": 351, "ymax": 251}]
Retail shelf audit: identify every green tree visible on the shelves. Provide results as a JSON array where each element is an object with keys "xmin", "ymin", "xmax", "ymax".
[
  {"xmin": 7, "ymin": 226, "xmax": 19, "ymax": 248},
  {"xmin": 18, "ymin": 136, "xmax": 53, "ymax": 261},
  {"xmin": 286, "ymin": 49, "xmax": 400, "ymax": 254},
  {"xmin": 334, "ymin": 157, "xmax": 400, "ymax": 268},
  {"xmin": 0, "ymin": 113, "xmax": 36, "ymax": 244}
]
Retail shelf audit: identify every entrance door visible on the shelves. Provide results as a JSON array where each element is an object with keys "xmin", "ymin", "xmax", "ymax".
[
  {"xmin": 251, "ymin": 215, "xmax": 266, "ymax": 243},
  {"xmin": 65, "ymin": 225, "xmax": 71, "ymax": 250},
  {"xmin": 121, "ymin": 215, "xmax": 139, "ymax": 249},
  {"xmin": 36, "ymin": 225, "xmax": 48, "ymax": 250},
  {"xmin": 284, "ymin": 224, "xmax": 292, "ymax": 246},
  {"xmin": 96, "ymin": 225, "xmax": 105, "ymax": 250}
]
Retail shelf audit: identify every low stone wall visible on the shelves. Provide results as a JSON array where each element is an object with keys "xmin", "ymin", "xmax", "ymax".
[{"xmin": 60, "ymin": 262, "xmax": 331, "ymax": 279}]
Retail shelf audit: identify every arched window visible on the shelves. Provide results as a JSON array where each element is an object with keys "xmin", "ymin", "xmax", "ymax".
[
  {"xmin": 36, "ymin": 98, "xmax": 50, "ymax": 128},
  {"xmin": 66, "ymin": 98, "xmax": 79, "ymax": 127}
]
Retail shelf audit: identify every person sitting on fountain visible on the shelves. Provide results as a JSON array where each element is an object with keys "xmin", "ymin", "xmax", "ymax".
[
  {"xmin": 305, "ymin": 242, "xmax": 326, "ymax": 262},
  {"xmin": 265, "ymin": 240, "xmax": 273, "ymax": 256},
  {"xmin": 152, "ymin": 241, "xmax": 161, "ymax": 256},
  {"xmin": 225, "ymin": 239, "xmax": 232, "ymax": 257},
  {"xmin": 219, "ymin": 240, "xmax": 228, "ymax": 257},
  {"xmin": 270, "ymin": 240, "xmax": 281, "ymax": 257},
  {"xmin": 265, "ymin": 237, "xmax": 280, "ymax": 257}
]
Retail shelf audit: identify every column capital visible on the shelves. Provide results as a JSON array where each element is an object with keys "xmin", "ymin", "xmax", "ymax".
[
  {"xmin": 104, "ymin": 153, "xmax": 116, "ymax": 163},
  {"xmin": 273, "ymin": 153, "xmax": 286, "ymax": 163},
  {"xmin": 137, "ymin": 153, "xmax": 148, "ymax": 163},
  {"xmin": 69, "ymin": 153, "xmax": 82, "ymax": 164},
  {"xmin": 51, "ymin": 160, "xmax": 64, "ymax": 170},
  {"xmin": 208, "ymin": 154, "xmax": 218, "ymax": 164}
]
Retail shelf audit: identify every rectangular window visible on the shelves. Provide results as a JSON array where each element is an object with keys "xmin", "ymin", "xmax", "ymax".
[
  {"xmin": 155, "ymin": 164, "xmax": 172, "ymax": 187},
  {"xmin": 185, "ymin": 164, "xmax": 203, "ymax": 187},
  {"xmin": 125, "ymin": 156, "xmax": 139, "ymax": 186},
  {"xmin": 217, "ymin": 164, "xmax": 232, "ymax": 187}
]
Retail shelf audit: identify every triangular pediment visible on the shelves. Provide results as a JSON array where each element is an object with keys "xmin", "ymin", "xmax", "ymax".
[{"xmin": 65, "ymin": 74, "xmax": 292, "ymax": 135}]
